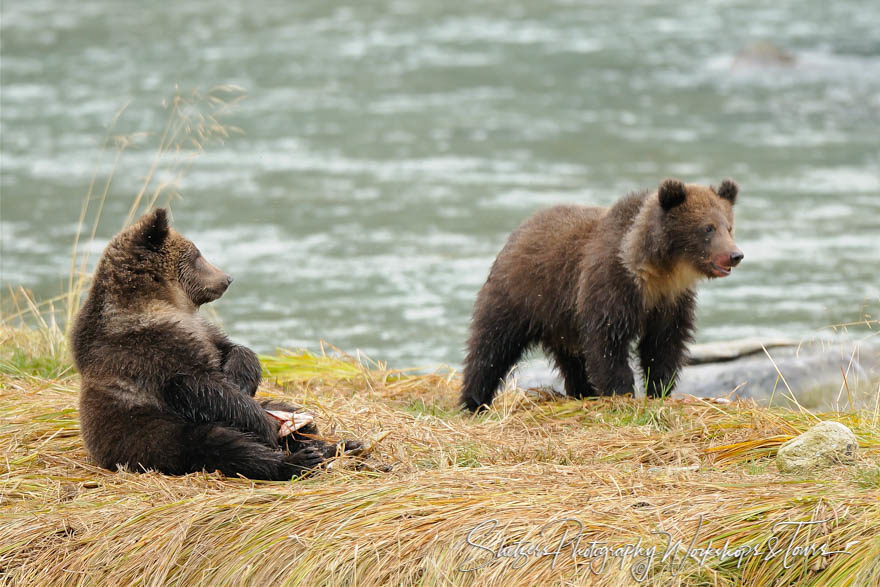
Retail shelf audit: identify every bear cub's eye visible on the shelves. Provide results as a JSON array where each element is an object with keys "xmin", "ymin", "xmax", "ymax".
[{"xmin": 705, "ymin": 225, "xmax": 715, "ymax": 234}]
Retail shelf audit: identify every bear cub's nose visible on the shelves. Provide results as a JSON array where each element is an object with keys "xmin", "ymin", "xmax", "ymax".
[
  {"xmin": 729, "ymin": 250, "xmax": 744, "ymax": 267},
  {"xmin": 226, "ymin": 275, "xmax": 234, "ymax": 285}
]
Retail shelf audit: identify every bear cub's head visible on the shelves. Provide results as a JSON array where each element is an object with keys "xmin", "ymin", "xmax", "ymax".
[
  {"xmin": 656, "ymin": 178, "xmax": 743, "ymax": 279},
  {"xmin": 98, "ymin": 208, "xmax": 232, "ymax": 310}
]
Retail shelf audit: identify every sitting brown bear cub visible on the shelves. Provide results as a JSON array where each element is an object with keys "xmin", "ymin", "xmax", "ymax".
[
  {"xmin": 71, "ymin": 209, "xmax": 359, "ymax": 480},
  {"xmin": 461, "ymin": 178, "xmax": 743, "ymax": 411}
]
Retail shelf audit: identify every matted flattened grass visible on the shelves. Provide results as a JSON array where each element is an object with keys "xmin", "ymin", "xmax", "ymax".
[{"xmin": 2, "ymin": 327, "xmax": 880, "ymax": 585}]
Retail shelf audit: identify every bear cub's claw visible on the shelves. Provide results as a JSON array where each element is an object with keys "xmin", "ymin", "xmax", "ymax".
[{"xmin": 325, "ymin": 439, "xmax": 364, "ymax": 458}]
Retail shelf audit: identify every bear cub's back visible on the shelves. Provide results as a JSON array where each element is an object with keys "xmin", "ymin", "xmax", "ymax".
[{"xmin": 492, "ymin": 204, "xmax": 609, "ymax": 285}]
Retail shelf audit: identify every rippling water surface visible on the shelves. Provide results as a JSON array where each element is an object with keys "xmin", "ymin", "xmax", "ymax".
[{"xmin": 2, "ymin": 1, "xmax": 879, "ymax": 366}]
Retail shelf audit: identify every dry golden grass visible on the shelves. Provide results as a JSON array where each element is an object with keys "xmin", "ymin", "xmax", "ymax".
[{"xmin": 2, "ymin": 327, "xmax": 879, "ymax": 586}]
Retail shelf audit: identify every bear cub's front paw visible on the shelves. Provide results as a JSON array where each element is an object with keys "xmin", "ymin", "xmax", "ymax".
[{"xmin": 285, "ymin": 446, "xmax": 326, "ymax": 476}]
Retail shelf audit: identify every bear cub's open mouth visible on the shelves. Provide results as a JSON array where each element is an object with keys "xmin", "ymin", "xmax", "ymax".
[{"xmin": 710, "ymin": 262, "xmax": 732, "ymax": 277}]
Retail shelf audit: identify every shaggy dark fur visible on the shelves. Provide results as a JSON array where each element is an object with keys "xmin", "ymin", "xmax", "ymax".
[
  {"xmin": 461, "ymin": 178, "xmax": 743, "ymax": 411},
  {"xmin": 71, "ymin": 209, "xmax": 358, "ymax": 480}
]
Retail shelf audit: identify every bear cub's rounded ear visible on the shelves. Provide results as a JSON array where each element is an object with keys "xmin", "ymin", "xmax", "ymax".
[
  {"xmin": 658, "ymin": 178, "xmax": 687, "ymax": 211},
  {"xmin": 135, "ymin": 208, "xmax": 170, "ymax": 250},
  {"xmin": 716, "ymin": 179, "xmax": 738, "ymax": 204}
]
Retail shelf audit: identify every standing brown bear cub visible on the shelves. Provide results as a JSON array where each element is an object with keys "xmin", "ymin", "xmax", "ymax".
[
  {"xmin": 72, "ymin": 209, "xmax": 359, "ymax": 480},
  {"xmin": 461, "ymin": 178, "xmax": 743, "ymax": 411}
]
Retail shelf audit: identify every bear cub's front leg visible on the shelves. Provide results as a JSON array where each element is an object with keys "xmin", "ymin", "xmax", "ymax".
[{"xmin": 222, "ymin": 344, "xmax": 262, "ymax": 397}]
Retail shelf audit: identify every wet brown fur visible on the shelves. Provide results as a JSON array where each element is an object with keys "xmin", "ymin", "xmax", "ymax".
[
  {"xmin": 71, "ymin": 209, "xmax": 350, "ymax": 480},
  {"xmin": 461, "ymin": 178, "xmax": 741, "ymax": 411}
]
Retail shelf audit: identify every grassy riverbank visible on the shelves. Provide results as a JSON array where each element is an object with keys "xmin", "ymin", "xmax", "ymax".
[{"xmin": 2, "ymin": 325, "xmax": 879, "ymax": 585}]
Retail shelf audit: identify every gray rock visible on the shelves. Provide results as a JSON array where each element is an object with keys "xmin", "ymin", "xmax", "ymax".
[
  {"xmin": 511, "ymin": 337, "xmax": 879, "ymax": 410},
  {"xmin": 733, "ymin": 41, "xmax": 796, "ymax": 68},
  {"xmin": 678, "ymin": 338, "xmax": 879, "ymax": 409},
  {"xmin": 776, "ymin": 421, "xmax": 858, "ymax": 474}
]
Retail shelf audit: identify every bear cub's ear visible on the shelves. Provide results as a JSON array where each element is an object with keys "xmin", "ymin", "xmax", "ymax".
[
  {"xmin": 134, "ymin": 208, "xmax": 170, "ymax": 250},
  {"xmin": 658, "ymin": 178, "xmax": 687, "ymax": 211},
  {"xmin": 716, "ymin": 179, "xmax": 738, "ymax": 204}
]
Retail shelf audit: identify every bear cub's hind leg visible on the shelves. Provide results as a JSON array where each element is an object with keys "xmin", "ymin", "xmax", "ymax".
[
  {"xmin": 548, "ymin": 347, "xmax": 595, "ymax": 399},
  {"xmin": 461, "ymin": 301, "xmax": 532, "ymax": 411},
  {"xmin": 191, "ymin": 424, "xmax": 325, "ymax": 480}
]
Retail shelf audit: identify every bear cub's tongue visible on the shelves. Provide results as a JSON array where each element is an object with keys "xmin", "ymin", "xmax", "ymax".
[
  {"xmin": 710, "ymin": 253, "xmax": 736, "ymax": 277},
  {"xmin": 711, "ymin": 263, "xmax": 732, "ymax": 277}
]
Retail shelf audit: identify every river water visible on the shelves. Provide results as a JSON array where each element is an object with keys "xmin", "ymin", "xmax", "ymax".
[{"xmin": 2, "ymin": 1, "xmax": 878, "ymax": 367}]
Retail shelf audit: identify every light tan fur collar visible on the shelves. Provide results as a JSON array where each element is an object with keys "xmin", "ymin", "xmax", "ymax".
[{"xmin": 619, "ymin": 192, "xmax": 703, "ymax": 308}]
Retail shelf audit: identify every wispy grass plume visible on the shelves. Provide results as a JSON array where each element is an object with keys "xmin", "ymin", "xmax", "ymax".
[{"xmin": 1, "ymin": 85, "xmax": 246, "ymax": 336}]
